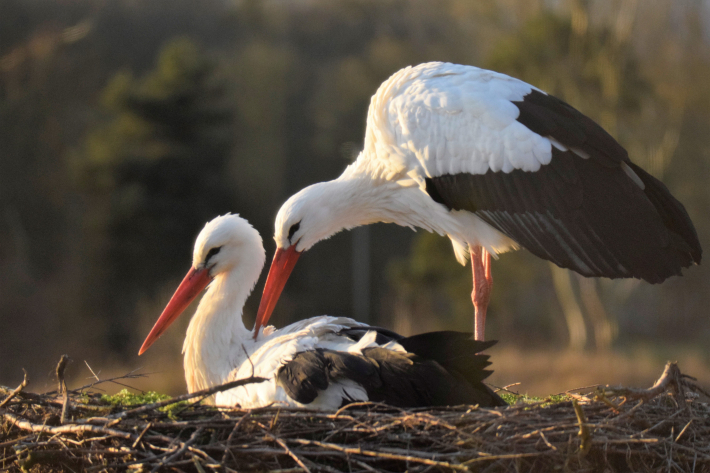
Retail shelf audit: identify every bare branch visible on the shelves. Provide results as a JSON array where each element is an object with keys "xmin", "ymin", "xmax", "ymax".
[
  {"xmin": 109, "ymin": 376, "xmax": 267, "ymax": 419},
  {"xmin": 0, "ymin": 369, "xmax": 29, "ymax": 409}
]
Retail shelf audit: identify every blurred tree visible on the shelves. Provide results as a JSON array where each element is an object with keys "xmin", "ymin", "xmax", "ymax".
[
  {"xmin": 2, "ymin": 0, "xmax": 709, "ymax": 392},
  {"xmin": 72, "ymin": 38, "xmax": 236, "ymax": 353}
]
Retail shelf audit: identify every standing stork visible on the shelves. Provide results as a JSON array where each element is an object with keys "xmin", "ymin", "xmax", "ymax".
[
  {"xmin": 138, "ymin": 214, "xmax": 506, "ymax": 408},
  {"xmin": 254, "ymin": 62, "xmax": 701, "ymax": 341}
]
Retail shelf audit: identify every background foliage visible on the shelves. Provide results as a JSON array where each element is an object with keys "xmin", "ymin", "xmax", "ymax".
[{"xmin": 1, "ymin": 0, "xmax": 709, "ymax": 395}]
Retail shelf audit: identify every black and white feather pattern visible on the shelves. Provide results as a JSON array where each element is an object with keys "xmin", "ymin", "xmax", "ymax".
[
  {"xmin": 274, "ymin": 62, "xmax": 700, "ymax": 282},
  {"xmin": 256, "ymin": 64, "xmax": 702, "ymax": 410},
  {"xmin": 277, "ymin": 331, "xmax": 505, "ymax": 408},
  {"xmin": 425, "ymin": 89, "xmax": 701, "ymax": 283}
]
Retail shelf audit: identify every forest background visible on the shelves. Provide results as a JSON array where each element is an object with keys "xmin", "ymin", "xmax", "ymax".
[{"xmin": 2, "ymin": 0, "xmax": 710, "ymax": 396}]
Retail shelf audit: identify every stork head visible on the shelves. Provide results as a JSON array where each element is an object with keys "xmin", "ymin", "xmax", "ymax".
[
  {"xmin": 273, "ymin": 182, "xmax": 344, "ymax": 252},
  {"xmin": 255, "ymin": 181, "xmax": 355, "ymax": 337},
  {"xmin": 191, "ymin": 214, "xmax": 265, "ymax": 278},
  {"xmin": 139, "ymin": 214, "xmax": 265, "ymax": 355}
]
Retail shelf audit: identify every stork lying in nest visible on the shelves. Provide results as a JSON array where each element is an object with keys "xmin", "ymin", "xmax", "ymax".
[{"xmin": 139, "ymin": 214, "xmax": 505, "ymax": 409}]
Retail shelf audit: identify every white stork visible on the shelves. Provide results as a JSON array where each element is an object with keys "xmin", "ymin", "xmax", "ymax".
[
  {"xmin": 254, "ymin": 62, "xmax": 702, "ymax": 341},
  {"xmin": 138, "ymin": 214, "xmax": 506, "ymax": 409}
]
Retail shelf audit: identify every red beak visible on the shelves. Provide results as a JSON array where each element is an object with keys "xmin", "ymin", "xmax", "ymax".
[
  {"xmin": 138, "ymin": 266, "xmax": 212, "ymax": 355},
  {"xmin": 253, "ymin": 245, "xmax": 301, "ymax": 339}
]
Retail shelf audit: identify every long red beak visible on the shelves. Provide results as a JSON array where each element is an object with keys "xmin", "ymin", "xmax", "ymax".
[
  {"xmin": 253, "ymin": 245, "xmax": 301, "ymax": 339},
  {"xmin": 138, "ymin": 266, "xmax": 212, "ymax": 355}
]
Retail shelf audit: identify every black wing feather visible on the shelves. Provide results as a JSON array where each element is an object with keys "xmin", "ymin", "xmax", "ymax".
[
  {"xmin": 336, "ymin": 326, "xmax": 404, "ymax": 344},
  {"xmin": 397, "ymin": 331, "xmax": 505, "ymax": 406},
  {"xmin": 398, "ymin": 331, "xmax": 496, "ymax": 383},
  {"xmin": 277, "ymin": 351, "xmax": 330, "ymax": 404},
  {"xmin": 425, "ymin": 90, "xmax": 701, "ymax": 283},
  {"xmin": 626, "ymin": 162, "xmax": 701, "ymax": 263},
  {"xmin": 276, "ymin": 334, "xmax": 506, "ymax": 408}
]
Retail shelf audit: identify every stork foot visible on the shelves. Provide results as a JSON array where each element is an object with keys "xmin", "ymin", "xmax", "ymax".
[{"xmin": 471, "ymin": 246, "xmax": 493, "ymax": 341}]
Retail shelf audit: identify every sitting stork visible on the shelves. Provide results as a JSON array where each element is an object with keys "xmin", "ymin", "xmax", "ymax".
[{"xmin": 138, "ymin": 214, "xmax": 506, "ymax": 409}]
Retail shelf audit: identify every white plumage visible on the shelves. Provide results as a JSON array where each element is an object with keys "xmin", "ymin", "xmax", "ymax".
[
  {"xmin": 139, "ymin": 215, "xmax": 390, "ymax": 408},
  {"xmin": 255, "ymin": 61, "xmax": 700, "ymax": 341},
  {"xmin": 276, "ymin": 64, "xmax": 536, "ymax": 260},
  {"xmin": 358, "ymin": 63, "xmax": 549, "ymax": 178},
  {"xmin": 139, "ymin": 214, "xmax": 505, "ymax": 409}
]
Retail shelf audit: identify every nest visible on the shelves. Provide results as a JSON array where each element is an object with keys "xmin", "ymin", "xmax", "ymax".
[{"xmin": 1, "ymin": 359, "xmax": 709, "ymax": 472}]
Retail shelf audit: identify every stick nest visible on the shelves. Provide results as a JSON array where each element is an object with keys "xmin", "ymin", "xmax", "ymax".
[{"xmin": 1, "ymin": 361, "xmax": 709, "ymax": 472}]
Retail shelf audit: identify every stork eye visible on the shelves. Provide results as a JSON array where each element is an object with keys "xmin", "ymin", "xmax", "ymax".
[
  {"xmin": 205, "ymin": 246, "xmax": 222, "ymax": 264},
  {"xmin": 287, "ymin": 221, "xmax": 301, "ymax": 243}
]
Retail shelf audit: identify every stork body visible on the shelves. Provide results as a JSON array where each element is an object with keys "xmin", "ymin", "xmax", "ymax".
[
  {"xmin": 139, "ymin": 214, "xmax": 505, "ymax": 409},
  {"xmin": 255, "ymin": 62, "xmax": 701, "ymax": 340}
]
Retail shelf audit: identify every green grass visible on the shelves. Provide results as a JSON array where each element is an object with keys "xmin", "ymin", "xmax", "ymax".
[
  {"xmin": 500, "ymin": 392, "xmax": 570, "ymax": 407},
  {"xmin": 100, "ymin": 389, "xmax": 190, "ymax": 419},
  {"xmin": 100, "ymin": 389, "xmax": 571, "ymax": 413},
  {"xmin": 100, "ymin": 389, "xmax": 172, "ymax": 406}
]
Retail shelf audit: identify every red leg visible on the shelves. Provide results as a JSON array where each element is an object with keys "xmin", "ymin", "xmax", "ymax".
[{"xmin": 471, "ymin": 246, "xmax": 493, "ymax": 341}]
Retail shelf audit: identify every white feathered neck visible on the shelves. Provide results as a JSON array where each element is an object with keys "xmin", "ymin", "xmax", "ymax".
[{"xmin": 182, "ymin": 216, "xmax": 265, "ymax": 393}]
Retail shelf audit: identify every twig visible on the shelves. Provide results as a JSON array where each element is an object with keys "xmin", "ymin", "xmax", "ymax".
[
  {"xmin": 264, "ymin": 431, "xmax": 312, "ymax": 473},
  {"xmin": 132, "ymin": 422, "xmax": 152, "ymax": 448},
  {"xmin": 84, "ymin": 361, "xmax": 101, "ymax": 382},
  {"xmin": 2, "ymin": 411, "xmax": 133, "ymax": 439},
  {"xmin": 462, "ymin": 452, "xmax": 548, "ymax": 466},
  {"xmin": 109, "ymin": 376, "xmax": 267, "ymax": 419},
  {"xmin": 56, "ymin": 354, "xmax": 71, "ymax": 394},
  {"xmin": 55, "ymin": 355, "xmax": 73, "ymax": 424},
  {"xmin": 572, "ymin": 399, "xmax": 591, "ymax": 456},
  {"xmin": 674, "ymin": 419, "xmax": 693, "ymax": 443},
  {"xmin": 603, "ymin": 362, "xmax": 683, "ymax": 401},
  {"xmin": 0, "ymin": 433, "xmax": 35, "ymax": 449},
  {"xmin": 84, "ymin": 449, "xmax": 174, "ymax": 472},
  {"xmin": 69, "ymin": 368, "xmax": 148, "ymax": 394},
  {"xmin": 242, "ymin": 344, "xmax": 255, "ymax": 378},
  {"xmin": 290, "ymin": 438, "xmax": 470, "ymax": 471},
  {"xmin": 0, "ymin": 369, "xmax": 28, "ymax": 409},
  {"xmin": 539, "ymin": 430, "xmax": 557, "ymax": 451},
  {"xmin": 1, "ymin": 360, "xmax": 709, "ymax": 472},
  {"xmin": 332, "ymin": 401, "xmax": 401, "ymax": 418},
  {"xmin": 221, "ymin": 412, "xmax": 250, "ymax": 465},
  {"xmin": 496, "ymin": 382, "xmax": 522, "ymax": 394},
  {"xmin": 193, "ymin": 455, "xmax": 208, "ymax": 473},
  {"xmin": 152, "ymin": 427, "xmax": 204, "ymax": 472}
]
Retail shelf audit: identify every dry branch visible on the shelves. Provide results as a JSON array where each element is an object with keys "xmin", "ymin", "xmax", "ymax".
[
  {"xmin": 55, "ymin": 355, "xmax": 71, "ymax": 425},
  {"xmin": 108, "ymin": 375, "xmax": 267, "ymax": 420},
  {"xmin": 0, "ymin": 370, "xmax": 28, "ymax": 409},
  {"xmin": 1, "ymin": 361, "xmax": 709, "ymax": 472}
]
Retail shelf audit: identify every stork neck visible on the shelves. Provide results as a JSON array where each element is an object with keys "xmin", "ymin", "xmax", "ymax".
[
  {"xmin": 182, "ymin": 267, "xmax": 255, "ymax": 393},
  {"xmin": 311, "ymin": 177, "xmax": 401, "ymax": 233},
  {"xmin": 291, "ymin": 168, "xmax": 460, "ymax": 255}
]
